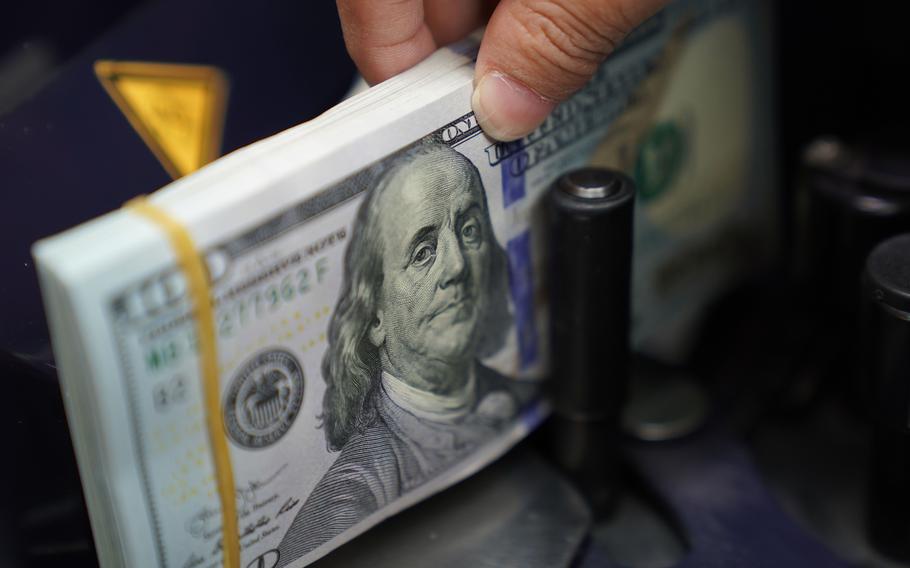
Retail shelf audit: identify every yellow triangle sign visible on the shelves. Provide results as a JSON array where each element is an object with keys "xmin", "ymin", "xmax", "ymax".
[{"xmin": 95, "ymin": 61, "xmax": 228, "ymax": 179}]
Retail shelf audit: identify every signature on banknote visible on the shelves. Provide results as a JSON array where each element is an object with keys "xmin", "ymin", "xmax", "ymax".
[
  {"xmin": 185, "ymin": 463, "xmax": 289, "ymax": 540},
  {"xmin": 237, "ymin": 463, "xmax": 288, "ymax": 507}
]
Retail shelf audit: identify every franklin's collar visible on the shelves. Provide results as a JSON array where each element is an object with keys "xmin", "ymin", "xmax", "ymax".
[{"xmin": 380, "ymin": 367, "xmax": 476, "ymax": 423}]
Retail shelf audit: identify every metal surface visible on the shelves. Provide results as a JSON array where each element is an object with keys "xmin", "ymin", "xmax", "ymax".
[
  {"xmin": 557, "ymin": 168, "xmax": 623, "ymax": 200},
  {"xmin": 622, "ymin": 373, "xmax": 708, "ymax": 442},
  {"xmin": 314, "ymin": 446, "xmax": 591, "ymax": 568},
  {"xmin": 626, "ymin": 433, "xmax": 847, "ymax": 568},
  {"xmin": 753, "ymin": 403, "xmax": 908, "ymax": 568}
]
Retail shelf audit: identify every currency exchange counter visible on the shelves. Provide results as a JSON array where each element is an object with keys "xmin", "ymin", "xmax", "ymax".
[{"xmin": 3, "ymin": 1, "xmax": 910, "ymax": 567}]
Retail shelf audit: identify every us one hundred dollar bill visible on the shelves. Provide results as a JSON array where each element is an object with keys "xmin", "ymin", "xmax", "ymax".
[{"xmin": 33, "ymin": 1, "xmax": 774, "ymax": 566}]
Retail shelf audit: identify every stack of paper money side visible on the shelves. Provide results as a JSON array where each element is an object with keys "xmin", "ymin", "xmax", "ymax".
[{"xmin": 33, "ymin": 1, "xmax": 775, "ymax": 566}]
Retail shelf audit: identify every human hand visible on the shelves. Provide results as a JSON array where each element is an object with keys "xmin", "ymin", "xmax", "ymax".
[{"xmin": 336, "ymin": 0, "xmax": 671, "ymax": 141}]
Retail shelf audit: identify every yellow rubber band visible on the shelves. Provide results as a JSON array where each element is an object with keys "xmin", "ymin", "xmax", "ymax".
[{"xmin": 126, "ymin": 196, "xmax": 240, "ymax": 568}]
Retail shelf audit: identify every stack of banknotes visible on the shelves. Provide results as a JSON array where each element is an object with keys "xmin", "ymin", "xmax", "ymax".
[{"xmin": 32, "ymin": 1, "xmax": 774, "ymax": 566}]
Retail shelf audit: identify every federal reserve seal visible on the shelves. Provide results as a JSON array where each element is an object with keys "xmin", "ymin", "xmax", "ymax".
[{"xmin": 224, "ymin": 350, "xmax": 304, "ymax": 449}]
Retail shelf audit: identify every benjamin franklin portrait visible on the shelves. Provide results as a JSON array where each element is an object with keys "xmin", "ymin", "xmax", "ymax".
[{"xmin": 276, "ymin": 142, "xmax": 531, "ymax": 562}]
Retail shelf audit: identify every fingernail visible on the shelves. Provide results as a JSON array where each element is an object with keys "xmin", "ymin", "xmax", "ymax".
[{"xmin": 472, "ymin": 71, "xmax": 556, "ymax": 142}]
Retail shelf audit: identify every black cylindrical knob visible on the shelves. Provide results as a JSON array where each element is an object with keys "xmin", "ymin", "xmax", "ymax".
[
  {"xmin": 799, "ymin": 138, "xmax": 910, "ymax": 311},
  {"xmin": 794, "ymin": 138, "xmax": 910, "ymax": 412},
  {"xmin": 547, "ymin": 167, "xmax": 635, "ymax": 421},
  {"xmin": 544, "ymin": 167, "xmax": 635, "ymax": 516},
  {"xmin": 863, "ymin": 233, "xmax": 910, "ymax": 431},
  {"xmin": 862, "ymin": 233, "xmax": 910, "ymax": 561}
]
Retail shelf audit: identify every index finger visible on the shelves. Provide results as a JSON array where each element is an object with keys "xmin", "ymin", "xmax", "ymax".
[{"xmin": 337, "ymin": 0, "xmax": 437, "ymax": 85}]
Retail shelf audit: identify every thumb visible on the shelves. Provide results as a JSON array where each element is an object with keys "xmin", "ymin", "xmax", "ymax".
[{"xmin": 472, "ymin": 0, "xmax": 669, "ymax": 141}]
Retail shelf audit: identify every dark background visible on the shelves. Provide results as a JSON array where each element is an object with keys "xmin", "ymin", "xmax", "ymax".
[{"xmin": 1, "ymin": 2, "xmax": 355, "ymax": 565}]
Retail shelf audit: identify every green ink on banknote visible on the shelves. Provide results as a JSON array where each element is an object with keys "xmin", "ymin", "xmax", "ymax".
[{"xmin": 634, "ymin": 121, "xmax": 686, "ymax": 202}]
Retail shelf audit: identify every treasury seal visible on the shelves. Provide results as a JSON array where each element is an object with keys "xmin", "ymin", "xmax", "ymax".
[{"xmin": 224, "ymin": 349, "xmax": 304, "ymax": 449}]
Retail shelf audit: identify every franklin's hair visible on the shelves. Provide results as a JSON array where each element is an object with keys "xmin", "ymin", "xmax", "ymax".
[{"xmin": 320, "ymin": 142, "xmax": 512, "ymax": 451}]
